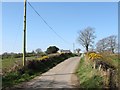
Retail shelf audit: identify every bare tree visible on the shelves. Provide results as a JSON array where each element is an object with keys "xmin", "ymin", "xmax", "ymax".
[
  {"xmin": 96, "ymin": 35, "xmax": 117, "ymax": 53},
  {"xmin": 96, "ymin": 38, "xmax": 107, "ymax": 52},
  {"xmin": 76, "ymin": 48, "xmax": 81, "ymax": 54},
  {"xmin": 107, "ymin": 35, "xmax": 117, "ymax": 53},
  {"xmin": 77, "ymin": 27, "xmax": 96, "ymax": 52}
]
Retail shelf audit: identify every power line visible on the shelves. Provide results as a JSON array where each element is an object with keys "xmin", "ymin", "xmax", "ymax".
[{"xmin": 28, "ymin": 2, "xmax": 71, "ymax": 44}]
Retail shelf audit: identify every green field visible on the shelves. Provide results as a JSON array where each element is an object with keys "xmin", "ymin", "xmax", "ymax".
[
  {"xmin": 2, "ymin": 56, "xmax": 35, "ymax": 74},
  {"xmin": 2, "ymin": 53, "xmax": 63, "ymax": 74}
]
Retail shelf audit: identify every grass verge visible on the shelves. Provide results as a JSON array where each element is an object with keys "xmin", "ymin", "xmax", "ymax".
[{"xmin": 76, "ymin": 57, "xmax": 104, "ymax": 88}]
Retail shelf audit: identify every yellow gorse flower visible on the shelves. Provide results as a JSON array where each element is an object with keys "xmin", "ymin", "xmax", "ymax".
[
  {"xmin": 37, "ymin": 56, "xmax": 49, "ymax": 60},
  {"xmin": 88, "ymin": 52, "xmax": 103, "ymax": 61}
]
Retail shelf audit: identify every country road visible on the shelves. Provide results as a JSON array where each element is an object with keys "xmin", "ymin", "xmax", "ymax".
[{"xmin": 13, "ymin": 56, "xmax": 81, "ymax": 89}]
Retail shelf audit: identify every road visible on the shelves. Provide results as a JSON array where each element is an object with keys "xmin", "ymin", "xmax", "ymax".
[{"xmin": 13, "ymin": 56, "xmax": 81, "ymax": 89}]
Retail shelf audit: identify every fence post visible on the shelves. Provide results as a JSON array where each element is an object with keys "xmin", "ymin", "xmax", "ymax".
[
  {"xmin": 99, "ymin": 64, "xmax": 102, "ymax": 71},
  {"xmin": 106, "ymin": 68, "xmax": 110, "ymax": 87},
  {"xmin": 93, "ymin": 61, "xmax": 96, "ymax": 69}
]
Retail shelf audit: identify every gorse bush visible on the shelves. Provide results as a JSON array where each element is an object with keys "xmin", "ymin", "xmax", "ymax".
[
  {"xmin": 85, "ymin": 52, "xmax": 116, "ymax": 70},
  {"xmin": 36, "ymin": 55, "xmax": 49, "ymax": 60},
  {"xmin": 87, "ymin": 52, "xmax": 103, "ymax": 61}
]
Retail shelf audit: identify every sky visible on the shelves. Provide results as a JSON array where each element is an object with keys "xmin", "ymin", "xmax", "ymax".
[{"xmin": 2, "ymin": 2, "xmax": 118, "ymax": 54}]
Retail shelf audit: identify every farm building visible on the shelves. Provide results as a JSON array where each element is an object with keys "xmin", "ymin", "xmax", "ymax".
[{"xmin": 59, "ymin": 49, "xmax": 71, "ymax": 53}]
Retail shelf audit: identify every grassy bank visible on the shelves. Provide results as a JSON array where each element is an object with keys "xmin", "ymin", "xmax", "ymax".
[
  {"xmin": 2, "ymin": 53, "xmax": 75, "ymax": 89},
  {"xmin": 76, "ymin": 57, "xmax": 104, "ymax": 88},
  {"xmin": 76, "ymin": 53, "xmax": 119, "ymax": 89}
]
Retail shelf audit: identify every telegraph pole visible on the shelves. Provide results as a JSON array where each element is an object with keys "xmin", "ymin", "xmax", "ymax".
[
  {"xmin": 23, "ymin": 0, "xmax": 27, "ymax": 66},
  {"xmin": 73, "ymin": 43, "xmax": 75, "ymax": 53}
]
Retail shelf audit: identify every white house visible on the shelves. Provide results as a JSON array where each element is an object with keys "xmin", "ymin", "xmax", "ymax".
[{"xmin": 59, "ymin": 49, "xmax": 71, "ymax": 53}]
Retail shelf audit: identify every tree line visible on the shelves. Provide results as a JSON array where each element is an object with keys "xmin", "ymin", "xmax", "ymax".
[
  {"xmin": 2, "ymin": 46, "xmax": 59, "ymax": 59},
  {"xmin": 77, "ymin": 27, "xmax": 118, "ymax": 53}
]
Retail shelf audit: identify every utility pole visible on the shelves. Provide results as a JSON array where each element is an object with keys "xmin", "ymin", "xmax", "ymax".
[
  {"xmin": 73, "ymin": 43, "xmax": 75, "ymax": 53},
  {"xmin": 23, "ymin": 0, "xmax": 27, "ymax": 66}
]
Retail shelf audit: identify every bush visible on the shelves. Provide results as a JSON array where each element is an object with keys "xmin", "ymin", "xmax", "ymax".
[
  {"xmin": 87, "ymin": 52, "xmax": 103, "ymax": 61},
  {"xmin": 45, "ymin": 46, "xmax": 59, "ymax": 54},
  {"xmin": 26, "ymin": 53, "xmax": 72, "ymax": 71},
  {"xmin": 36, "ymin": 56, "xmax": 49, "ymax": 60}
]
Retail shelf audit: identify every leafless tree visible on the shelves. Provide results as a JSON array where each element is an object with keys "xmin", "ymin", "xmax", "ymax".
[
  {"xmin": 96, "ymin": 35, "xmax": 117, "ymax": 53},
  {"xmin": 77, "ymin": 27, "xmax": 96, "ymax": 52},
  {"xmin": 107, "ymin": 35, "xmax": 117, "ymax": 53},
  {"xmin": 76, "ymin": 48, "xmax": 81, "ymax": 53},
  {"xmin": 96, "ymin": 38, "xmax": 107, "ymax": 52}
]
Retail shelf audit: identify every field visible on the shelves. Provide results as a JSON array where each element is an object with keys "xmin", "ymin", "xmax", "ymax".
[
  {"xmin": 2, "ymin": 53, "xmax": 67, "ymax": 74},
  {"xmin": 2, "ymin": 56, "xmax": 35, "ymax": 75}
]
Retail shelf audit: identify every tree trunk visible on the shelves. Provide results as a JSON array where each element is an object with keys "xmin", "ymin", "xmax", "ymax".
[
  {"xmin": 86, "ymin": 45, "xmax": 88, "ymax": 52},
  {"xmin": 111, "ymin": 48, "xmax": 114, "ymax": 54}
]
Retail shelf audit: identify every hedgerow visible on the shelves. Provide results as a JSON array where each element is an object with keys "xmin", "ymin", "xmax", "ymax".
[{"xmin": 2, "ymin": 53, "xmax": 74, "ymax": 89}]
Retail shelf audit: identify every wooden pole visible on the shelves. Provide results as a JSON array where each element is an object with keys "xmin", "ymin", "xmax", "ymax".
[
  {"xmin": 23, "ymin": 0, "xmax": 27, "ymax": 66},
  {"xmin": 73, "ymin": 43, "xmax": 75, "ymax": 53}
]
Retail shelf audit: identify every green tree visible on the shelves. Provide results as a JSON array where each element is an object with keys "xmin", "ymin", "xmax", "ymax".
[
  {"xmin": 46, "ymin": 46, "xmax": 59, "ymax": 54},
  {"xmin": 35, "ymin": 48, "xmax": 42, "ymax": 54}
]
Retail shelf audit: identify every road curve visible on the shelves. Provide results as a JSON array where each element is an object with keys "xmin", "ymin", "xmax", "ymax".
[{"xmin": 13, "ymin": 56, "xmax": 80, "ymax": 89}]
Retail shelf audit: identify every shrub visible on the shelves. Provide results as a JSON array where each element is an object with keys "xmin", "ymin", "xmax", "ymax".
[
  {"xmin": 36, "ymin": 56, "xmax": 49, "ymax": 60},
  {"xmin": 88, "ymin": 52, "xmax": 103, "ymax": 61},
  {"xmin": 86, "ymin": 52, "xmax": 116, "ymax": 68},
  {"xmin": 45, "ymin": 46, "xmax": 59, "ymax": 54}
]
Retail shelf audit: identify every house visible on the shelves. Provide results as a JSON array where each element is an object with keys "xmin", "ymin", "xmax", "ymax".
[{"xmin": 59, "ymin": 49, "xmax": 71, "ymax": 53}]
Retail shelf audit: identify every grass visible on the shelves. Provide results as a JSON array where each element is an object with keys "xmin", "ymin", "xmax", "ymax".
[
  {"xmin": 2, "ymin": 53, "xmax": 74, "ymax": 89},
  {"xmin": 99, "ymin": 53, "xmax": 119, "ymax": 68},
  {"xmin": 76, "ymin": 53, "xmax": 119, "ymax": 88},
  {"xmin": 2, "ymin": 70, "xmax": 40, "ymax": 88},
  {"xmin": 76, "ymin": 57, "xmax": 104, "ymax": 88},
  {"xmin": 2, "ymin": 56, "xmax": 35, "ymax": 74}
]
